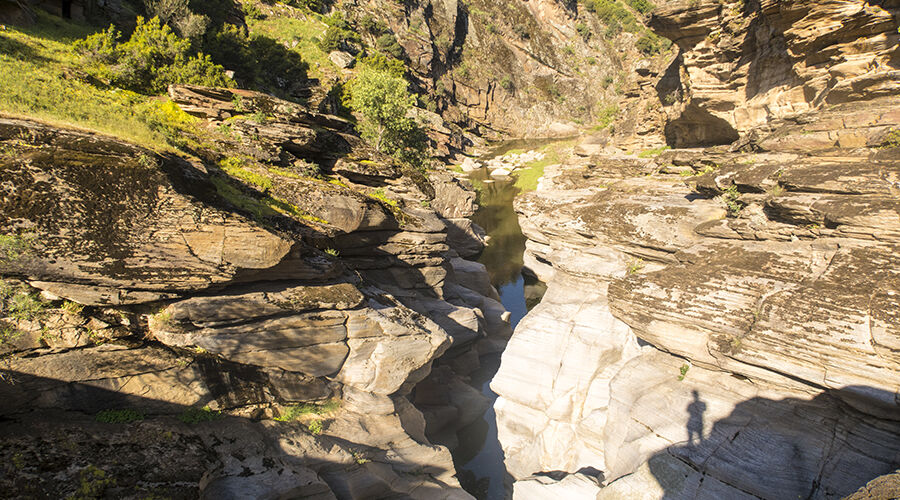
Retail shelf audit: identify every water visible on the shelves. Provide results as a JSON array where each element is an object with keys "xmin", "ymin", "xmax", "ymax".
[{"xmin": 452, "ymin": 147, "xmax": 548, "ymax": 500}]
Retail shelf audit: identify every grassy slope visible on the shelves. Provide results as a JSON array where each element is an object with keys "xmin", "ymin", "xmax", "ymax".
[
  {"xmin": 0, "ymin": 11, "xmax": 180, "ymax": 150},
  {"xmin": 242, "ymin": 1, "xmax": 340, "ymax": 82}
]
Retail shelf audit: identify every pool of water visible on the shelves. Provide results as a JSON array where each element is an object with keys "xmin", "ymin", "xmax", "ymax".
[{"xmin": 452, "ymin": 157, "xmax": 547, "ymax": 500}]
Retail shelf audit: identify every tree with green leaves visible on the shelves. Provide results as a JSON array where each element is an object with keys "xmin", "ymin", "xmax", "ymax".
[{"xmin": 348, "ymin": 66, "xmax": 417, "ymax": 153}]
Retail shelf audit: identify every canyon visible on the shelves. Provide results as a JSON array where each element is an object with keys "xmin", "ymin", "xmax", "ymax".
[{"xmin": 0, "ymin": 0, "xmax": 898, "ymax": 499}]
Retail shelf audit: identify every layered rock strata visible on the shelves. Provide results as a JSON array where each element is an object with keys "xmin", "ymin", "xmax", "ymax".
[
  {"xmin": 493, "ymin": 68, "xmax": 900, "ymax": 500},
  {"xmin": 0, "ymin": 83, "xmax": 505, "ymax": 497}
]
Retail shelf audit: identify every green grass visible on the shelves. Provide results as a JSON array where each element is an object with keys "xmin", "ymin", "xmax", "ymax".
[
  {"xmin": 512, "ymin": 140, "xmax": 572, "ymax": 191},
  {"xmin": 246, "ymin": 12, "xmax": 337, "ymax": 81},
  {"xmin": 178, "ymin": 406, "xmax": 222, "ymax": 424},
  {"xmin": 275, "ymin": 399, "xmax": 340, "ymax": 422},
  {"xmin": 638, "ymin": 145, "xmax": 670, "ymax": 158},
  {"xmin": 95, "ymin": 409, "xmax": 144, "ymax": 423},
  {"xmin": 0, "ymin": 11, "xmax": 178, "ymax": 150}
]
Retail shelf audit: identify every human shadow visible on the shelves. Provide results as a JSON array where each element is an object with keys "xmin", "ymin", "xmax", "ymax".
[
  {"xmin": 685, "ymin": 389, "xmax": 706, "ymax": 448},
  {"xmin": 646, "ymin": 386, "xmax": 900, "ymax": 499}
]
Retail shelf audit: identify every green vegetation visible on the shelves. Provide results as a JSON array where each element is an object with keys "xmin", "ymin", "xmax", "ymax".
[
  {"xmin": 592, "ymin": 104, "xmax": 618, "ymax": 130},
  {"xmin": 178, "ymin": 406, "xmax": 223, "ymax": 424},
  {"xmin": 635, "ymin": 32, "xmax": 672, "ymax": 55},
  {"xmin": 307, "ymin": 419, "xmax": 324, "ymax": 435},
  {"xmin": 73, "ymin": 16, "xmax": 232, "ymax": 94},
  {"xmin": 347, "ymin": 64, "xmax": 426, "ymax": 168},
  {"xmin": 512, "ymin": 141, "xmax": 571, "ymax": 192},
  {"xmin": 722, "ymin": 185, "xmax": 743, "ymax": 216},
  {"xmin": 677, "ymin": 363, "xmax": 690, "ymax": 381},
  {"xmin": 61, "ymin": 300, "xmax": 85, "ymax": 315},
  {"xmin": 324, "ymin": 248, "xmax": 340, "ymax": 257},
  {"xmin": 95, "ymin": 409, "xmax": 145, "ymax": 423},
  {"xmin": 624, "ymin": 0, "xmax": 655, "ymax": 14},
  {"xmin": 68, "ymin": 465, "xmax": 115, "ymax": 500},
  {"xmin": 275, "ymin": 399, "xmax": 340, "ymax": 422},
  {"xmin": 881, "ymin": 128, "xmax": 900, "ymax": 148},
  {"xmin": 581, "ymin": 0, "xmax": 670, "ymax": 53},
  {"xmin": 0, "ymin": 280, "xmax": 47, "ymax": 345},
  {"xmin": 219, "ymin": 156, "xmax": 273, "ymax": 190},
  {"xmin": 627, "ymin": 258, "xmax": 644, "ymax": 274},
  {"xmin": 0, "ymin": 14, "xmax": 182, "ymax": 149},
  {"xmin": 0, "ymin": 234, "xmax": 34, "ymax": 264},
  {"xmin": 638, "ymin": 145, "xmax": 670, "ymax": 158}
]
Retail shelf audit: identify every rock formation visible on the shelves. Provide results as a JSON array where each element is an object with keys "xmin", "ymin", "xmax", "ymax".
[
  {"xmin": 0, "ymin": 83, "xmax": 505, "ymax": 497},
  {"xmin": 493, "ymin": 0, "xmax": 900, "ymax": 498}
]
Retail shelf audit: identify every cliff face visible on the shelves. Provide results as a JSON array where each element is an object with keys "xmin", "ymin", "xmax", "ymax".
[
  {"xmin": 652, "ymin": 0, "xmax": 900, "ymax": 146},
  {"xmin": 0, "ymin": 86, "xmax": 506, "ymax": 498},
  {"xmin": 348, "ymin": 0, "xmax": 671, "ymax": 139},
  {"xmin": 493, "ymin": 0, "xmax": 900, "ymax": 497}
]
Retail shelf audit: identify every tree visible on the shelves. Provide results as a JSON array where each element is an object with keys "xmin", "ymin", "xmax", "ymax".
[{"xmin": 348, "ymin": 66, "xmax": 417, "ymax": 153}]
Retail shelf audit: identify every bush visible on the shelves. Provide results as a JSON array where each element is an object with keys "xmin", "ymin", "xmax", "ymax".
[
  {"xmin": 375, "ymin": 33, "xmax": 404, "ymax": 59},
  {"xmin": 73, "ymin": 16, "xmax": 231, "ymax": 94},
  {"xmin": 624, "ymin": 0, "xmax": 654, "ymax": 14},
  {"xmin": 206, "ymin": 24, "xmax": 308, "ymax": 97},
  {"xmin": 635, "ymin": 32, "xmax": 672, "ymax": 55},
  {"xmin": 144, "ymin": 0, "xmax": 209, "ymax": 39},
  {"xmin": 347, "ymin": 65, "xmax": 426, "ymax": 165},
  {"xmin": 319, "ymin": 23, "xmax": 361, "ymax": 52}
]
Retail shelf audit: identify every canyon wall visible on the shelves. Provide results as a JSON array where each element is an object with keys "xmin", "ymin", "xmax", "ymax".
[
  {"xmin": 0, "ymin": 86, "xmax": 506, "ymax": 498},
  {"xmin": 493, "ymin": 0, "xmax": 900, "ymax": 497}
]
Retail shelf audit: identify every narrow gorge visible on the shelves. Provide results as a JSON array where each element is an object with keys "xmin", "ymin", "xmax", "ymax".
[{"xmin": 0, "ymin": 0, "xmax": 898, "ymax": 498}]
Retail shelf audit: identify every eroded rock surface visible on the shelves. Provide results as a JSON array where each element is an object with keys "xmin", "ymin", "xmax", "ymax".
[
  {"xmin": 0, "ymin": 95, "xmax": 506, "ymax": 497},
  {"xmin": 493, "ymin": 61, "xmax": 900, "ymax": 500}
]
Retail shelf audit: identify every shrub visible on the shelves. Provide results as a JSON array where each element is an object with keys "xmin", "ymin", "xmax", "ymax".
[
  {"xmin": 73, "ymin": 16, "xmax": 231, "ymax": 94},
  {"xmin": 307, "ymin": 419, "xmax": 324, "ymax": 435},
  {"xmin": 576, "ymin": 22, "xmax": 590, "ymax": 40},
  {"xmin": 1, "ymin": 280, "xmax": 47, "ymax": 343},
  {"xmin": 635, "ymin": 32, "xmax": 672, "ymax": 55},
  {"xmin": 624, "ymin": 0, "xmax": 654, "ymax": 14},
  {"xmin": 319, "ymin": 22, "xmax": 361, "ymax": 53},
  {"xmin": 375, "ymin": 33, "xmax": 404, "ymax": 59},
  {"xmin": 144, "ymin": 0, "xmax": 210, "ymax": 39},
  {"xmin": 347, "ymin": 66, "xmax": 424, "ymax": 161},
  {"xmin": 207, "ymin": 25, "xmax": 308, "ymax": 96}
]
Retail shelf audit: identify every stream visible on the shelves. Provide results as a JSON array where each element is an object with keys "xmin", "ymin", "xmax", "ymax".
[{"xmin": 451, "ymin": 144, "xmax": 549, "ymax": 500}]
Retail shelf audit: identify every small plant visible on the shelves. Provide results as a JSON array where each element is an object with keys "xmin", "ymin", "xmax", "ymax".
[
  {"xmin": 307, "ymin": 419, "xmax": 324, "ymax": 435},
  {"xmin": 178, "ymin": 406, "xmax": 222, "ymax": 424},
  {"xmin": 149, "ymin": 308, "xmax": 173, "ymax": 329},
  {"xmin": 419, "ymin": 199, "xmax": 431, "ymax": 208},
  {"xmin": 95, "ymin": 408, "xmax": 144, "ymax": 423},
  {"xmin": 677, "ymin": 363, "xmax": 690, "ymax": 381},
  {"xmin": 769, "ymin": 184, "xmax": 784, "ymax": 197},
  {"xmin": 880, "ymin": 129, "xmax": 900, "ymax": 148},
  {"xmin": 61, "ymin": 300, "xmax": 84, "ymax": 316},
  {"xmin": 136, "ymin": 153, "xmax": 157, "ymax": 168},
  {"xmin": 351, "ymin": 450, "xmax": 370, "ymax": 464},
  {"xmin": 627, "ymin": 258, "xmax": 644, "ymax": 275},
  {"xmin": 232, "ymin": 95, "xmax": 245, "ymax": 113},
  {"xmin": 323, "ymin": 248, "xmax": 340, "ymax": 257},
  {"xmin": 249, "ymin": 111, "xmax": 268, "ymax": 123},
  {"xmin": 722, "ymin": 185, "xmax": 743, "ymax": 216}
]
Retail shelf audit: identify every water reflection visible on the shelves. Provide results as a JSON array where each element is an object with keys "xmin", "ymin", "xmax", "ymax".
[{"xmin": 453, "ymin": 160, "xmax": 547, "ymax": 500}]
